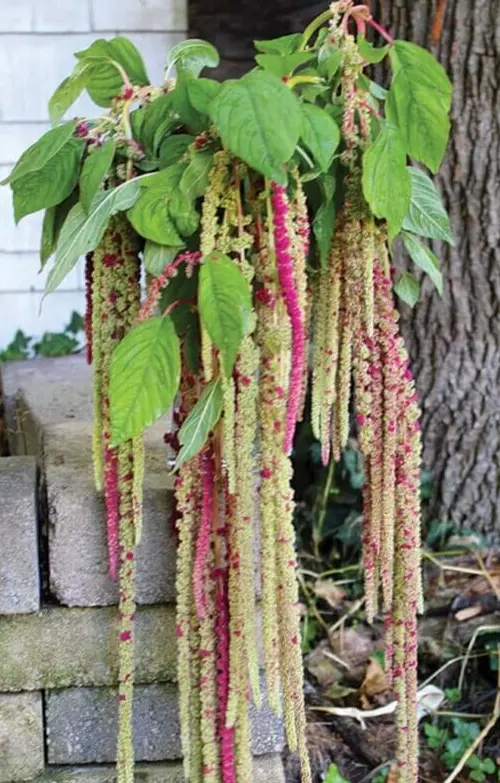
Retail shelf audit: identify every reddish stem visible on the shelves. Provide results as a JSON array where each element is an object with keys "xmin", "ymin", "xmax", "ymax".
[{"xmin": 367, "ymin": 17, "xmax": 394, "ymax": 44}]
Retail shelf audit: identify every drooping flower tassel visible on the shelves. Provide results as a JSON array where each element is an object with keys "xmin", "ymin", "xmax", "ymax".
[
  {"xmin": 271, "ymin": 182, "xmax": 306, "ymax": 455},
  {"xmin": 84, "ymin": 252, "xmax": 94, "ymax": 365}
]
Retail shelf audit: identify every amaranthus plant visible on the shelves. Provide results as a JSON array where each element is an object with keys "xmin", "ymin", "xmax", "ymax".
[{"xmin": 3, "ymin": 3, "xmax": 453, "ymax": 782}]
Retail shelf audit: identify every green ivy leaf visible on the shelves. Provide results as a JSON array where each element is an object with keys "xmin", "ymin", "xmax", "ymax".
[
  {"xmin": 40, "ymin": 191, "xmax": 78, "ymax": 267},
  {"xmin": 46, "ymin": 177, "xmax": 141, "ymax": 295},
  {"xmin": 387, "ymin": 41, "xmax": 452, "ymax": 173},
  {"xmin": 159, "ymin": 135, "xmax": 194, "ymax": 168},
  {"xmin": 318, "ymin": 45, "xmax": 342, "ymax": 80},
  {"xmin": 255, "ymin": 52, "xmax": 315, "ymax": 77},
  {"xmin": 402, "ymin": 232, "xmax": 443, "ymax": 295},
  {"xmin": 3, "ymin": 122, "xmax": 76, "ymax": 185},
  {"xmin": 210, "ymin": 70, "xmax": 302, "ymax": 185},
  {"xmin": 187, "ymin": 78, "xmax": 221, "ymax": 114},
  {"xmin": 300, "ymin": 104, "xmax": 340, "ymax": 172},
  {"xmin": 395, "ymin": 271, "xmax": 420, "ymax": 307},
  {"xmin": 199, "ymin": 251, "xmax": 252, "ymax": 376},
  {"xmin": 143, "ymin": 241, "xmax": 182, "ymax": 277},
  {"xmin": 357, "ymin": 35, "xmax": 390, "ymax": 64},
  {"xmin": 76, "ymin": 37, "xmax": 149, "ymax": 107},
  {"xmin": 403, "ymin": 167, "xmax": 453, "ymax": 244},
  {"xmin": 127, "ymin": 165, "xmax": 186, "ymax": 246},
  {"xmin": 13, "ymin": 139, "xmax": 84, "ymax": 223},
  {"xmin": 362, "ymin": 122, "xmax": 411, "ymax": 239},
  {"xmin": 180, "ymin": 151, "xmax": 214, "ymax": 199},
  {"xmin": 109, "ymin": 315, "xmax": 181, "ymax": 444},
  {"xmin": 80, "ymin": 139, "xmax": 115, "ymax": 213},
  {"xmin": 167, "ymin": 38, "xmax": 219, "ymax": 77},
  {"xmin": 254, "ymin": 33, "xmax": 303, "ymax": 55},
  {"xmin": 174, "ymin": 379, "xmax": 223, "ymax": 470},
  {"xmin": 49, "ymin": 62, "xmax": 93, "ymax": 125}
]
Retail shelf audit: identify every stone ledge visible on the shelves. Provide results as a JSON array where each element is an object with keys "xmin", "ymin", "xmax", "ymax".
[
  {"xmin": 46, "ymin": 684, "xmax": 283, "ymax": 765},
  {"xmin": 0, "ymin": 692, "xmax": 44, "ymax": 783},
  {"xmin": 0, "ymin": 456, "xmax": 40, "ymax": 614},
  {"xmin": 0, "ymin": 605, "xmax": 176, "ymax": 692},
  {"xmin": 5, "ymin": 754, "xmax": 284, "ymax": 783}
]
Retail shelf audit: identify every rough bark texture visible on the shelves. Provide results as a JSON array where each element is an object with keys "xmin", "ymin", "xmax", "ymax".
[
  {"xmin": 189, "ymin": 0, "xmax": 500, "ymax": 537},
  {"xmin": 373, "ymin": 0, "xmax": 500, "ymax": 538}
]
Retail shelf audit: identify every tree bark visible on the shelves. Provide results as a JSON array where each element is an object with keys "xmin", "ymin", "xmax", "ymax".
[{"xmin": 189, "ymin": 0, "xmax": 500, "ymax": 537}]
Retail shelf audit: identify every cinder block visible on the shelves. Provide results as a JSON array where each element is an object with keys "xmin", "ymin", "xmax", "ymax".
[
  {"xmin": 0, "ymin": 605, "xmax": 176, "ymax": 692},
  {"xmin": 0, "ymin": 457, "xmax": 39, "ymax": 613},
  {"xmin": 91, "ymin": 0, "xmax": 187, "ymax": 32},
  {"xmin": 0, "ymin": 692, "xmax": 44, "ymax": 782},
  {"xmin": 0, "ymin": 1, "xmax": 90, "ymax": 32},
  {"xmin": 46, "ymin": 683, "xmax": 283, "ymax": 764},
  {"xmin": 11, "ymin": 754, "xmax": 284, "ymax": 782}
]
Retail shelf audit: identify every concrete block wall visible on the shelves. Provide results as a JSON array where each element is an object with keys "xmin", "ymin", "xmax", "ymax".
[
  {"xmin": 0, "ymin": 356, "xmax": 286, "ymax": 782},
  {"xmin": 0, "ymin": 0, "xmax": 187, "ymax": 350}
]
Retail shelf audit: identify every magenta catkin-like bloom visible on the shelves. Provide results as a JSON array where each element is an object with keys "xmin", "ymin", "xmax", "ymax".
[
  {"xmin": 85, "ymin": 252, "xmax": 94, "ymax": 365},
  {"xmin": 104, "ymin": 444, "xmax": 120, "ymax": 580},
  {"xmin": 138, "ymin": 251, "xmax": 201, "ymax": 323},
  {"xmin": 271, "ymin": 182, "xmax": 305, "ymax": 454},
  {"xmin": 214, "ymin": 568, "xmax": 236, "ymax": 783},
  {"xmin": 193, "ymin": 448, "xmax": 214, "ymax": 619}
]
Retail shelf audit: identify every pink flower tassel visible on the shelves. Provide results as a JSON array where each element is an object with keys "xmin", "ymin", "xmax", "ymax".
[
  {"xmin": 84, "ymin": 253, "xmax": 94, "ymax": 365},
  {"xmin": 271, "ymin": 183, "xmax": 305, "ymax": 454},
  {"xmin": 193, "ymin": 449, "xmax": 214, "ymax": 619},
  {"xmin": 104, "ymin": 444, "xmax": 119, "ymax": 580},
  {"xmin": 215, "ymin": 567, "xmax": 236, "ymax": 783}
]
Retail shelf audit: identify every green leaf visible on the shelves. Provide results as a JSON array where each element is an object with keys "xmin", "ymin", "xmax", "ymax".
[
  {"xmin": 362, "ymin": 122, "xmax": 411, "ymax": 239},
  {"xmin": 143, "ymin": 241, "xmax": 181, "ymax": 277},
  {"xmin": 49, "ymin": 62, "xmax": 93, "ymax": 125},
  {"xmin": 172, "ymin": 67, "xmax": 207, "ymax": 134},
  {"xmin": 109, "ymin": 315, "xmax": 181, "ymax": 444},
  {"xmin": 255, "ymin": 52, "xmax": 315, "ymax": 77},
  {"xmin": 167, "ymin": 38, "xmax": 220, "ymax": 77},
  {"xmin": 395, "ymin": 271, "xmax": 420, "ymax": 307},
  {"xmin": 300, "ymin": 104, "xmax": 340, "ymax": 172},
  {"xmin": 3, "ymin": 122, "xmax": 76, "ymax": 185},
  {"xmin": 127, "ymin": 165, "xmax": 186, "ymax": 246},
  {"xmin": 174, "ymin": 379, "xmax": 223, "ymax": 470},
  {"xmin": 318, "ymin": 45, "xmax": 342, "ymax": 80},
  {"xmin": 159, "ymin": 135, "xmax": 194, "ymax": 168},
  {"xmin": 199, "ymin": 251, "xmax": 252, "ymax": 375},
  {"xmin": 402, "ymin": 232, "xmax": 443, "ymax": 294},
  {"xmin": 187, "ymin": 78, "xmax": 221, "ymax": 114},
  {"xmin": 357, "ymin": 35, "xmax": 390, "ymax": 64},
  {"xmin": 76, "ymin": 37, "xmax": 149, "ymax": 106},
  {"xmin": 134, "ymin": 93, "xmax": 176, "ymax": 156},
  {"xmin": 169, "ymin": 191, "xmax": 200, "ymax": 236},
  {"xmin": 13, "ymin": 139, "xmax": 84, "ymax": 222},
  {"xmin": 46, "ymin": 177, "xmax": 141, "ymax": 295},
  {"xmin": 210, "ymin": 70, "xmax": 302, "ymax": 185},
  {"xmin": 80, "ymin": 139, "xmax": 115, "ymax": 213},
  {"xmin": 40, "ymin": 191, "xmax": 78, "ymax": 267},
  {"xmin": 180, "ymin": 151, "xmax": 214, "ymax": 199},
  {"xmin": 387, "ymin": 41, "xmax": 452, "ymax": 173},
  {"xmin": 403, "ymin": 167, "xmax": 453, "ymax": 243},
  {"xmin": 323, "ymin": 763, "xmax": 350, "ymax": 783},
  {"xmin": 254, "ymin": 33, "xmax": 303, "ymax": 55}
]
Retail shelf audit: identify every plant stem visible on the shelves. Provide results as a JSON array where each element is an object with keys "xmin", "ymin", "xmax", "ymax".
[
  {"xmin": 313, "ymin": 456, "xmax": 335, "ymax": 560},
  {"xmin": 366, "ymin": 18, "xmax": 394, "ymax": 44},
  {"xmin": 299, "ymin": 9, "xmax": 332, "ymax": 50}
]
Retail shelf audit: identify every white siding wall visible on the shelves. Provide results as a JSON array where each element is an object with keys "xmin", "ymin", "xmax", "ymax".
[{"xmin": 0, "ymin": 0, "xmax": 187, "ymax": 348}]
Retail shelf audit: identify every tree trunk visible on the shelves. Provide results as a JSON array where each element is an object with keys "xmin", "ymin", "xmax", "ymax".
[
  {"xmin": 189, "ymin": 0, "xmax": 500, "ymax": 537},
  {"xmin": 372, "ymin": 0, "xmax": 500, "ymax": 538}
]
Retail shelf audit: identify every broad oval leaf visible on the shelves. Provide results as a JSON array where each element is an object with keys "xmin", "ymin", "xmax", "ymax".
[
  {"xmin": 187, "ymin": 78, "xmax": 221, "ymax": 114},
  {"xmin": 318, "ymin": 45, "xmax": 342, "ymax": 80},
  {"xmin": 40, "ymin": 191, "xmax": 78, "ymax": 267},
  {"xmin": 169, "ymin": 190, "xmax": 200, "ymax": 236},
  {"xmin": 254, "ymin": 33, "xmax": 303, "ymax": 55},
  {"xmin": 357, "ymin": 36, "xmax": 390, "ymax": 64},
  {"xmin": 49, "ymin": 62, "xmax": 93, "ymax": 125},
  {"xmin": 402, "ymin": 231, "xmax": 443, "ymax": 295},
  {"xmin": 13, "ymin": 139, "xmax": 84, "ymax": 223},
  {"xmin": 128, "ymin": 186, "xmax": 185, "ymax": 245},
  {"xmin": 159, "ymin": 135, "xmax": 194, "ymax": 168},
  {"xmin": 143, "ymin": 241, "xmax": 182, "ymax": 277},
  {"xmin": 46, "ymin": 178, "xmax": 141, "ymax": 295},
  {"xmin": 209, "ymin": 70, "xmax": 302, "ymax": 185},
  {"xmin": 255, "ymin": 52, "xmax": 316, "ymax": 77},
  {"xmin": 395, "ymin": 270, "xmax": 420, "ymax": 308},
  {"xmin": 110, "ymin": 315, "xmax": 181, "ymax": 444},
  {"xmin": 172, "ymin": 67, "xmax": 207, "ymax": 134},
  {"xmin": 167, "ymin": 39, "xmax": 220, "ymax": 77},
  {"xmin": 403, "ymin": 167, "xmax": 453, "ymax": 244},
  {"xmin": 76, "ymin": 37, "xmax": 149, "ymax": 106},
  {"xmin": 300, "ymin": 104, "xmax": 340, "ymax": 172},
  {"xmin": 174, "ymin": 379, "xmax": 223, "ymax": 470},
  {"xmin": 80, "ymin": 139, "xmax": 115, "ymax": 213},
  {"xmin": 3, "ymin": 122, "xmax": 76, "ymax": 185},
  {"xmin": 198, "ymin": 251, "xmax": 252, "ymax": 376},
  {"xmin": 362, "ymin": 122, "xmax": 411, "ymax": 240},
  {"xmin": 136, "ymin": 93, "xmax": 176, "ymax": 156},
  {"xmin": 180, "ymin": 151, "xmax": 214, "ymax": 199},
  {"xmin": 390, "ymin": 41, "xmax": 452, "ymax": 110}
]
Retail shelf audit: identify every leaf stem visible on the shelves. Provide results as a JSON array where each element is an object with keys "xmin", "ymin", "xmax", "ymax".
[
  {"xmin": 299, "ymin": 9, "xmax": 332, "ymax": 50},
  {"xmin": 287, "ymin": 74, "xmax": 323, "ymax": 88},
  {"xmin": 366, "ymin": 18, "xmax": 394, "ymax": 44}
]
